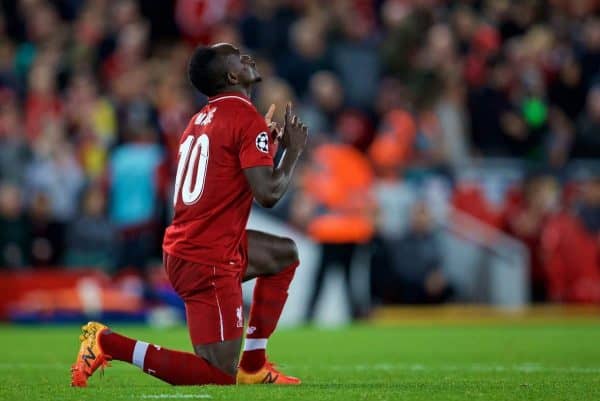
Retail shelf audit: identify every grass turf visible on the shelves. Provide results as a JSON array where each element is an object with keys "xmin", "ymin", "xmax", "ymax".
[{"xmin": 0, "ymin": 321, "xmax": 599, "ymax": 400}]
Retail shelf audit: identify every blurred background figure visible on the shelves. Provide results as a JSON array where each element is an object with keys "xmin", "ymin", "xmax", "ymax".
[
  {"xmin": 28, "ymin": 191, "xmax": 64, "ymax": 267},
  {"xmin": 542, "ymin": 174, "xmax": 600, "ymax": 303},
  {"xmin": 504, "ymin": 174, "xmax": 560, "ymax": 302},
  {"xmin": 63, "ymin": 184, "xmax": 116, "ymax": 271},
  {"xmin": 372, "ymin": 202, "xmax": 452, "ymax": 305},
  {"xmin": 0, "ymin": 94, "xmax": 31, "ymax": 185},
  {"xmin": 292, "ymin": 142, "xmax": 376, "ymax": 321},
  {"xmin": 574, "ymin": 84, "xmax": 600, "ymax": 158},
  {"xmin": 108, "ymin": 125, "xmax": 164, "ymax": 271},
  {"xmin": 0, "ymin": 183, "xmax": 30, "ymax": 268}
]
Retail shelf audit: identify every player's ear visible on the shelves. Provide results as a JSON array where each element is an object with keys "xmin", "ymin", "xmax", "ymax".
[{"xmin": 226, "ymin": 71, "xmax": 239, "ymax": 86}]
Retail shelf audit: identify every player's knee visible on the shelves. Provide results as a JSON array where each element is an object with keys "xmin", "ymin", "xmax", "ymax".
[
  {"xmin": 260, "ymin": 237, "xmax": 299, "ymax": 275},
  {"xmin": 263, "ymin": 256, "xmax": 282, "ymax": 275},
  {"xmin": 193, "ymin": 344, "xmax": 239, "ymax": 377},
  {"xmin": 280, "ymin": 237, "xmax": 299, "ymax": 268},
  {"xmin": 220, "ymin": 364, "xmax": 238, "ymax": 377},
  {"xmin": 264, "ymin": 237, "xmax": 298, "ymax": 275}
]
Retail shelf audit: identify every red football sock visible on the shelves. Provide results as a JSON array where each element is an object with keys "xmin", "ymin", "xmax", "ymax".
[
  {"xmin": 240, "ymin": 261, "xmax": 299, "ymax": 372},
  {"xmin": 99, "ymin": 330, "xmax": 136, "ymax": 361},
  {"xmin": 99, "ymin": 331, "xmax": 235, "ymax": 385}
]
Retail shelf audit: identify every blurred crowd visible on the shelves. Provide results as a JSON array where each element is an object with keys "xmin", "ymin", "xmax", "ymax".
[{"xmin": 0, "ymin": 0, "xmax": 599, "ymax": 306}]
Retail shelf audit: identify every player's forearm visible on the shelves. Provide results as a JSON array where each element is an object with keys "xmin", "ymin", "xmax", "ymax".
[{"xmin": 262, "ymin": 148, "xmax": 302, "ymax": 208}]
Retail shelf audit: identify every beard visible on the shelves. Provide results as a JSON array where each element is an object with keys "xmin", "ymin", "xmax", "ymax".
[{"xmin": 249, "ymin": 71, "xmax": 262, "ymax": 83}]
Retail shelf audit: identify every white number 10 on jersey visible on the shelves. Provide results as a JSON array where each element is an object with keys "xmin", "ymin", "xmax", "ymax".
[{"xmin": 173, "ymin": 134, "xmax": 209, "ymax": 206}]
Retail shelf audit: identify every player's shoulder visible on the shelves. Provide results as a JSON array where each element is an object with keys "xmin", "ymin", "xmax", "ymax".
[
  {"xmin": 206, "ymin": 93, "xmax": 262, "ymax": 121},
  {"xmin": 188, "ymin": 94, "xmax": 266, "ymax": 141}
]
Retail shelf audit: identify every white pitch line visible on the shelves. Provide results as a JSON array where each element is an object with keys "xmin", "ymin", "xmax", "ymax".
[
  {"xmin": 140, "ymin": 395, "xmax": 211, "ymax": 399},
  {"xmin": 297, "ymin": 363, "xmax": 600, "ymax": 374},
  {"xmin": 0, "ymin": 363, "xmax": 68, "ymax": 369},
  {"xmin": 1, "ymin": 362, "xmax": 600, "ymax": 374}
]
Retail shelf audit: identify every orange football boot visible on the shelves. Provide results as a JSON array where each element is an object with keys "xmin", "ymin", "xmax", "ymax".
[
  {"xmin": 237, "ymin": 361, "xmax": 301, "ymax": 385},
  {"xmin": 70, "ymin": 321, "xmax": 111, "ymax": 387}
]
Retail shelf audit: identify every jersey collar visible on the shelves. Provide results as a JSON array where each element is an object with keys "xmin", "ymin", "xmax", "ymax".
[{"xmin": 208, "ymin": 92, "xmax": 252, "ymax": 106}]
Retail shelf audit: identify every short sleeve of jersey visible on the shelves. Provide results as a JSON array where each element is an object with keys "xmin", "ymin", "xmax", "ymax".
[{"xmin": 238, "ymin": 108, "xmax": 274, "ymax": 169}]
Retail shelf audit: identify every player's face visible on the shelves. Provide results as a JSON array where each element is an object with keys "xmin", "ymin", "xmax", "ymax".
[
  {"xmin": 239, "ymin": 53, "xmax": 261, "ymax": 84},
  {"xmin": 212, "ymin": 43, "xmax": 261, "ymax": 88}
]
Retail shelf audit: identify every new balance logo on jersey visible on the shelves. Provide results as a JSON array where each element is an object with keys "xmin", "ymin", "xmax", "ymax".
[
  {"xmin": 194, "ymin": 107, "xmax": 216, "ymax": 126},
  {"xmin": 256, "ymin": 132, "xmax": 269, "ymax": 153}
]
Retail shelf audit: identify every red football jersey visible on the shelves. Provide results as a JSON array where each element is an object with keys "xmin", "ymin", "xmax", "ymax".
[{"xmin": 162, "ymin": 92, "xmax": 275, "ymax": 268}]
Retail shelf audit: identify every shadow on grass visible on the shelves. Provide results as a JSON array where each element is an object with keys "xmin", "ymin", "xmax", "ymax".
[{"xmin": 79, "ymin": 382, "xmax": 405, "ymax": 391}]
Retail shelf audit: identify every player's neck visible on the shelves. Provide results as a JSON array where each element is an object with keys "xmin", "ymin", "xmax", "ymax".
[{"xmin": 214, "ymin": 86, "xmax": 251, "ymax": 99}]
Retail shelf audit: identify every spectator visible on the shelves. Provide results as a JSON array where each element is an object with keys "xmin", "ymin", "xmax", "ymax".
[
  {"xmin": 71, "ymin": 2, "xmax": 110, "ymax": 67},
  {"xmin": 64, "ymin": 73, "xmax": 117, "ymax": 178},
  {"xmin": 580, "ymin": 18, "xmax": 600, "ymax": 90},
  {"xmin": 372, "ymin": 175, "xmax": 418, "ymax": 240},
  {"xmin": 108, "ymin": 124, "xmax": 164, "ymax": 270},
  {"xmin": 277, "ymin": 17, "xmax": 329, "ymax": 97},
  {"xmin": 292, "ymin": 142, "xmax": 376, "ymax": 320},
  {"xmin": 435, "ymin": 71, "xmax": 470, "ymax": 167},
  {"xmin": 155, "ymin": 62, "xmax": 195, "ymax": 165},
  {"xmin": 0, "ymin": 39, "xmax": 18, "ymax": 93},
  {"xmin": 26, "ymin": 139, "xmax": 85, "ymax": 223},
  {"xmin": 255, "ymin": 77, "xmax": 296, "ymax": 125},
  {"xmin": 380, "ymin": 2, "xmax": 431, "ymax": 79},
  {"xmin": 576, "ymin": 176, "xmax": 600, "ymax": 235},
  {"xmin": 24, "ymin": 63, "xmax": 63, "ymax": 144},
  {"xmin": 368, "ymin": 109, "xmax": 417, "ymax": 177},
  {"xmin": 65, "ymin": 76, "xmax": 110, "ymax": 131},
  {"xmin": 28, "ymin": 192, "xmax": 65, "ymax": 267},
  {"xmin": 542, "ymin": 175, "xmax": 600, "ymax": 303},
  {"xmin": 573, "ymin": 85, "xmax": 600, "ymax": 158},
  {"xmin": 0, "ymin": 183, "xmax": 30, "ymax": 268},
  {"xmin": 0, "ymin": 95, "xmax": 31, "ymax": 184},
  {"xmin": 240, "ymin": 0, "xmax": 296, "ymax": 58},
  {"xmin": 64, "ymin": 185, "xmax": 116, "ymax": 271},
  {"xmin": 330, "ymin": 9, "xmax": 380, "ymax": 109},
  {"xmin": 467, "ymin": 56, "xmax": 520, "ymax": 156},
  {"xmin": 504, "ymin": 174, "xmax": 561, "ymax": 302},
  {"xmin": 544, "ymin": 108, "xmax": 574, "ymax": 168},
  {"xmin": 373, "ymin": 202, "xmax": 452, "ymax": 304},
  {"xmin": 548, "ymin": 54, "xmax": 586, "ymax": 121},
  {"xmin": 299, "ymin": 71, "xmax": 344, "ymax": 136}
]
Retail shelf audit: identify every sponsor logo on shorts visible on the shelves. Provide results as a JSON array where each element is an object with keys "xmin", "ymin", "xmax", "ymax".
[{"xmin": 236, "ymin": 306, "xmax": 244, "ymax": 328}]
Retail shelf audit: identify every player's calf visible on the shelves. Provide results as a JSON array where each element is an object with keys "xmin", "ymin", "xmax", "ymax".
[{"xmin": 71, "ymin": 322, "xmax": 236, "ymax": 386}]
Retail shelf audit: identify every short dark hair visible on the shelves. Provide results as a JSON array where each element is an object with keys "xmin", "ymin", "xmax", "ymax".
[{"xmin": 188, "ymin": 46, "xmax": 228, "ymax": 96}]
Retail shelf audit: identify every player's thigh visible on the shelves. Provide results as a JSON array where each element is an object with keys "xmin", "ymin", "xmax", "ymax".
[
  {"xmin": 164, "ymin": 254, "xmax": 244, "ymax": 375},
  {"xmin": 184, "ymin": 273, "xmax": 244, "ymax": 375},
  {"xmin": 245, "ymin": 229, "xmax": 299, "ymax": 281}
]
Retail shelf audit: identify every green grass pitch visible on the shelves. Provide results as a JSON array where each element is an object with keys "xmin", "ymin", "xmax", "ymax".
[{"xmin": 1, "ymin": 321, "xmax": 599, "ymax": 401}]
